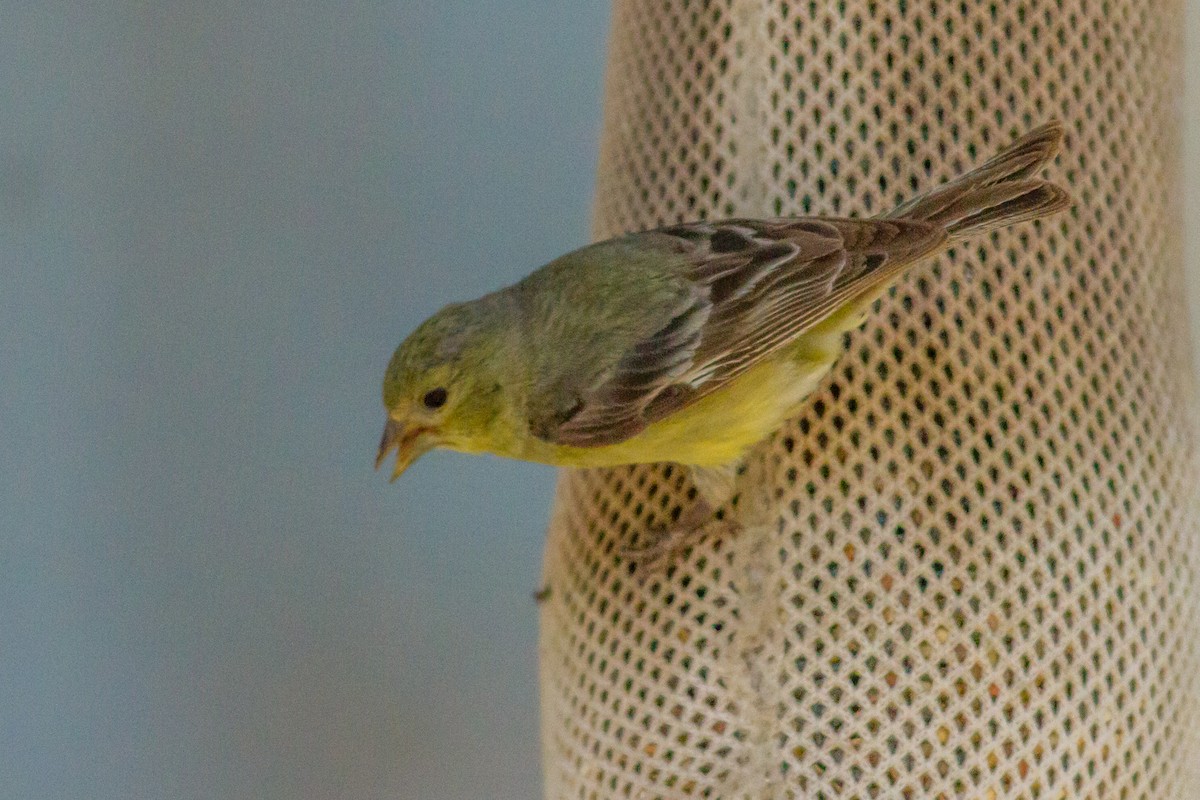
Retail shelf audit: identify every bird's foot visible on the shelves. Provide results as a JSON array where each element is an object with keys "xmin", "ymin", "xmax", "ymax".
[{"xmin": 620, "ymin": 500, "xmax": 740, "ymax": 581}]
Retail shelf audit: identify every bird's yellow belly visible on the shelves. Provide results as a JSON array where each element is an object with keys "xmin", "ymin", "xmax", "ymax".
[{"xmin": 541, "ymin": 335, "xmax": 844, "ymax": 468}]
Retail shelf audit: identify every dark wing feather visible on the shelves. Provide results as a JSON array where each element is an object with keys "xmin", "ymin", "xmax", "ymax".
[{"xmin": 542, "ymin": 217, "xmax": 945, "ymax": 447}]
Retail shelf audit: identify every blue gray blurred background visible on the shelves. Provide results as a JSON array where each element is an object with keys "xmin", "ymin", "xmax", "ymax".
[
  {"xmin": 0, "ymin": 4, "xmax": 1196, "ymax": 800},
  {"xmin": 1, "ymin": 4, "xmax": 607, "ymax": 799}
]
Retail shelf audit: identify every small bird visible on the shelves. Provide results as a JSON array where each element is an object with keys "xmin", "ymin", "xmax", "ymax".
[{"xmin": 377, "ymin": 122, "xmax": 1070, "ymax": 564}]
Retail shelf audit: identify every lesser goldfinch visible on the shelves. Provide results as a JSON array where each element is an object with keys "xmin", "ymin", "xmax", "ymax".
[{"xmin": 377, "ymin": 122, "xmax": 1070, "ymax": 562}]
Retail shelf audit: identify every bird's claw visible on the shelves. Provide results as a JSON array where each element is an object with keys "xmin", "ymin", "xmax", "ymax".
[
  {"xmin": 620, "ymin": 508, "xmax": 741, "ymax": 583},
  {"xmin": 619, "ymin": 526, "xmax": 693, "ymax": 578}
]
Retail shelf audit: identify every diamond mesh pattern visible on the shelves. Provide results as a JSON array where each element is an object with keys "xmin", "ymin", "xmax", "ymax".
[{"xmin": 539, "ymin": 1, "xmax": 1200, "ymax": 798}]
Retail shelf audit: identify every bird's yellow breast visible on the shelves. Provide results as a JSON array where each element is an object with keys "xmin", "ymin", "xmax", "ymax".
[{"xmin": 504, "ymin": 329, "xmax": 847, "ymax": 468}]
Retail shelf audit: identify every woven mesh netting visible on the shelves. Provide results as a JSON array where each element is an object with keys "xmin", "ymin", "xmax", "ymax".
[{"xmin": 538, "ymin": 1, "xmax": 1200, "ymax": 798}]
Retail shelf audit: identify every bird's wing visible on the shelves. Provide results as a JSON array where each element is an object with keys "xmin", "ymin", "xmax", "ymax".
[{"xmin": 536, "ymin": 216, "xmax": 946, "ymax": 447}]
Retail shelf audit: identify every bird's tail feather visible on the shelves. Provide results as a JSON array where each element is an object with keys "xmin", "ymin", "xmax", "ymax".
[{"xmin": 887, "ymin": 121, "xmax": 1072, "ymax": 238}]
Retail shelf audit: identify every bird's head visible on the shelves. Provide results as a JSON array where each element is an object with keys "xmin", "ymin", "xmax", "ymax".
[{"xmin": 376, "ymin": 298, "xmax": 511, "ymax": 481}]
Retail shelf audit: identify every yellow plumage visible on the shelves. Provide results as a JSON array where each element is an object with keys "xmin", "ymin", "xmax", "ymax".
[{"xmin": 509, "ymin": 326, "xmax": 847, "ymax": 468}]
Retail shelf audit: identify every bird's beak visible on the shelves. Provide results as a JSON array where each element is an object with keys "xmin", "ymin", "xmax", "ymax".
[{"xmin": 375, "ymin": 418, "xmax": 435, "ymax": 482}]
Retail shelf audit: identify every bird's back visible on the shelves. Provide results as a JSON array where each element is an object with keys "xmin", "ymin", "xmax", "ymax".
[{"xmin": 504, "ymin": 123, "xmax": 1069, "ymax": 459}]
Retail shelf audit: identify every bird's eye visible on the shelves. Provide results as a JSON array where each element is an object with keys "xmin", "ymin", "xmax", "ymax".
[{"xmin": 422, "ymin": 387, "xmax": 448, "ymax": 409}]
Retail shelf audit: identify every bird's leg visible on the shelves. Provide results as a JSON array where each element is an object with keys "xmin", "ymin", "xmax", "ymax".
[{"xmin": 621, "ymin": 462, "xmax": 743, "ymax": 576}]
